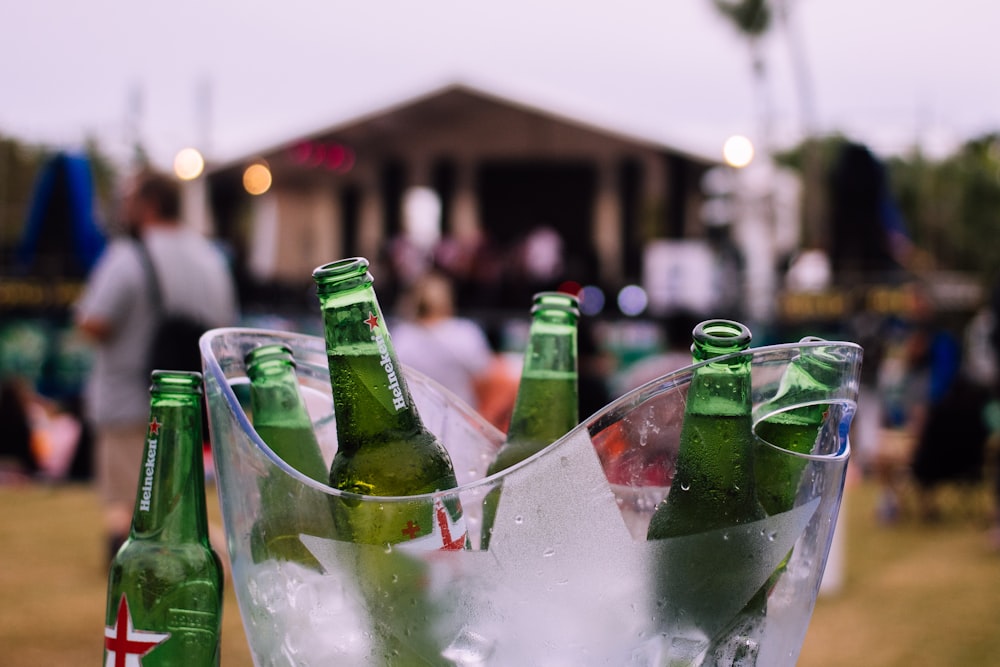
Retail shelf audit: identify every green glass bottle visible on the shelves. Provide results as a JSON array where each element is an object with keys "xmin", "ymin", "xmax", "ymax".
[
  {"xmin": 646, "ymin": 319, "xmax": 767, "ymax": 664},
  {"xmin": 754, "ymin": 337, "xmax": 845, "ymax": 516},
  {"xmin": 103, "ymin": 371, "xmax": 223, "ymax": 667},
  {"xmin": 481, "ymin": 291, "xmax": 579, "ymax": 548},
  {"xmin": 312, "ymin": 257, "xmax": 465, "ymax": 549},
  {"xmin": 245, "ymin": 343, "xmax": 336, "ymax": 568},
  {"xmin": 646, "ymin": 319, "xmax": 765, "ymax": 539}
]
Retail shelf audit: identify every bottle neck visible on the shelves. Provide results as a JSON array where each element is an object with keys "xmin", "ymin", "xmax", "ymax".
[
  {"xmin": 507, "ymin": 310, "xmax": 579, "ymax": 442},
  {"xmin": 686, "ymin": 353, "xmax": 753, "ymax": 417},
  {"xmin": 248, "ymin": 358, "xmax": 314, "ymax": 431},
  {"xmin": 318, "ymin": 285, "xmax": 423, "ymax": 447},
  {"xmin": 130, "ymin": 395, "xmax": 210, "ymax": 545}
]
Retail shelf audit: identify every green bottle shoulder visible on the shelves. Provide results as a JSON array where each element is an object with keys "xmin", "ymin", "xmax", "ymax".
[{"xmin": 112, "ymin": 540, "xmax": 222, "ymax": 576}]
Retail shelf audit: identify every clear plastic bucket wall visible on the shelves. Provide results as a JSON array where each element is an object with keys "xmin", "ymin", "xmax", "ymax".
[{"xmin": 201, "ymin": 328, "xmax": 862, "ymax": 666}]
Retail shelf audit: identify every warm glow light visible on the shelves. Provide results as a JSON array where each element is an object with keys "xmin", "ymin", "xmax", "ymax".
[
  {"xmin": 243, "ymin": 163, "xmax": 272, "ymax": 195},
  {"xmin": 173, "ymin": 147, "xmax": 205, "ymax": 180},
  {"xmin": 723, "ymin": 135, "xmax": 755, "ymax": 168}
]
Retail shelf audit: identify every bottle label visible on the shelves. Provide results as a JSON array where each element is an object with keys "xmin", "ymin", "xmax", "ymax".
[
  {"xmin": 397, "ymin": 499, "xmax": 467, "ymax": 552},
  {"xmin": 365, "ymin": 311, "xmax": 406, "ymax": 412},
  {"xmin": 104, "ymin": 594, "xmax": 171, "ymax": 665},
  {"xmin": 138, "ymin": 417, "xmax": 162, "ymax": 513}
]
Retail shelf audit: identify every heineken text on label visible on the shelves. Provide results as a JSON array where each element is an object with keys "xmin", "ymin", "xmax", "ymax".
[
  {"xmin": 138, "ymin": 418, "xmax": 161, "ymax": 512},
  {"xmin": 367, "ymin": 311, "xmax": 406, "ymax": 411}
]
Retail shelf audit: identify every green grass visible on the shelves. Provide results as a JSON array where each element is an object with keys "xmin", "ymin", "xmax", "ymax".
[{"xmin": 1, "ymin": 479, "xmax": 998, "ymax": 666}]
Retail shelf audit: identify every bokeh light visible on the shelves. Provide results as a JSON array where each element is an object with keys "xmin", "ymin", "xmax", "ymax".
[
  {"xmin": 173, "ymin": 147, "xmax": 205, "ymax": 181},
  {"xmin": 243, "ymin": 163, "xmax": 272, "ymax": 195},
  {"xmin": 617, "ymin": 284, "xmax": 648, "ymax": 316},
  {"xmin": 557, "ymin": 280, "xmax": 582, "ymax": 297},
  {"xmin": 723, "ymin": 135, "xmax": 754, "ymax": 168},
  {"xmin": 579, "ymin": 285, "xmax": 605, "ymax": 316}
]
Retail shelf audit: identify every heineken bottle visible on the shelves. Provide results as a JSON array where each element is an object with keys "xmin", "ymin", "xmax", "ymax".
[
  {"xmin": 646, "ymin": 320, "xmax": 767, "ymax": 665},
  {"xmin": 646, "ymin": 319, "xmax": 764, "ymax": 538},
  {"xmin": 103, "ymin": 371, "xmax": 223, "ymax": 667},
  {"xmin": 314, "ymin": 258, "xmax": 466, "ymax": 666},
  {"xmin": 754, "ymin": 337, "xmax": 845, "ymax": 516},
  {"xmin": 481, "ymin": 291, "xmax": 579, "ymax": 549},
  {"xmin": 245, "ymin": 343, "xmax": 336, "ymax": 568},
  {"xmin": 313, "ymin": 257, "xmax": 465, "ymax": 548}
]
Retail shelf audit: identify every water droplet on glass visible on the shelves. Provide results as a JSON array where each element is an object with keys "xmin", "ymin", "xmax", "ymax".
[
  {"xmin": 514, "ymin": 515, "xmax": 524, "ymax": 525},
  {"xmin": 542, "ymin": 548, "xmax": 556, "ymax": 558},
  {"xmin": 680, "ymin": 482, "xmax": 691, "ymax": 491},
  {"xmin": 442, "ymin": 627, "xmax": 496, "ymax": 665}
]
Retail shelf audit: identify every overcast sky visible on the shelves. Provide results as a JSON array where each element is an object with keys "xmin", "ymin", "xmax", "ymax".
[{"xmin": 2, "ymin": 1, "xmax": 997, "ymax": 169}]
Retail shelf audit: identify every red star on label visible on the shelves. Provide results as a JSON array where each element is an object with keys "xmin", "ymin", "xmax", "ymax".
[
  {"xmin": 148, "ymin": 418, "xmax": 161, "ymax": 435},
  {"xmin": 364, "ymin": 311, "xmax": 380, "ymax": 331},
  {"xmin": 104, "ymin": 594, "xmax": 170, "ymax": 667}
]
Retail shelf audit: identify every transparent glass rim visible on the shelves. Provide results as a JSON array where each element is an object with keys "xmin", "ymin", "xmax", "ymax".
[{"xmin": 201, "ymin": 327, "xmax": 860, "ymax": 503}]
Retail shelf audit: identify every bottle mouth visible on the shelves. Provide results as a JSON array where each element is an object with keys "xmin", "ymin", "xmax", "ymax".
[
  {"xmin": 245, "ymin": 343, "xmax": 297, "ymax": 377},
  {"xmin": 312, "ymin": 257, "xmax": 374, "ymax": 294},
  {"xmin": 150, "ymin": 370, "xmax": 203, "ymax": 394},
  {"xmin": 691, "ymin": 319, "xmax": 752, "ymax": 360},
  {"xmin": 530, "ymin": 291, "xmax": 580, "ymax": 316}
]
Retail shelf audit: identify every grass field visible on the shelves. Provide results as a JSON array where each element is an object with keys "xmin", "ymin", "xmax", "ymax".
[{"xmin": 1, "ymin": 478, "xmax": 998, "ymax": 666}]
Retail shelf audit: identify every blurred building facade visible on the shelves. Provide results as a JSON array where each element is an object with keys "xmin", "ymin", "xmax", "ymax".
[{"xmin": 204, "ymin": 83, "xmax": 721, "ymax": 315}]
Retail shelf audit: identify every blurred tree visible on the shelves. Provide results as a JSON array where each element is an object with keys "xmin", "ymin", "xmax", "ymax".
[
  {"xmin": 711, "ymin": 0, "xmax": 774, "ymax": 146},
  {"xmin": 777, "ymin": 133, "xmax": 1000, "ymax": 287},
  {"xmin": 0, "ymin": 136, "xmax": 46, "ymax": 252},
  {"xmin": 887, "ymin": 133, "xmax": 1000, "ymax": 282}
]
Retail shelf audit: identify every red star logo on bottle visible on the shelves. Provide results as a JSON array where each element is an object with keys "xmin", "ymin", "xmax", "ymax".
[
  {"xmin": 148, "ymin": 417, "xmax": 161, "ymax": 436},
  {"xmin": 104, "ymin": 594, "xmax": 170, "ymax": 667},
  {"xmin": 364, "ymin": 311, "xmax": 380, "ymax": 332}
]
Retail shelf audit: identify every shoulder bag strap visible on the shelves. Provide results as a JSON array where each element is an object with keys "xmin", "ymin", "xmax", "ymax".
[{"xmin": 134, "ymin": 238, "xmax": 164, "ymax": 316}]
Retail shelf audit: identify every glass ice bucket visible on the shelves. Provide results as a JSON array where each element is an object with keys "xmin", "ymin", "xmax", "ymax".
[{"xmin": 201, "ymin": 328, "xmax": 862, "ymax": 666}]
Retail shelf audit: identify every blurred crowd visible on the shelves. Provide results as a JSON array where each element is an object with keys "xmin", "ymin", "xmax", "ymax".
[
  {"xmin": 5, "ymin": 154, "xmax": 1000, "ymax": 561},
  {"xmin": 7, "ymin": 266, "xmax": 1000, "ymax": 549}
]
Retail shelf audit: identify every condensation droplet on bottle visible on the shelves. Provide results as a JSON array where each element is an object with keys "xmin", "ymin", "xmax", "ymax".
[
  {"xmin": 514, "ymin": 515, "xmax": 524, "ymax": 525},
  {"xmin": 542, "ymin": 547, "xmax": 556, "ymax": 558},
  {"xmin": 680, "ymin": 482, "xmax": 691, "ymax": 491}
]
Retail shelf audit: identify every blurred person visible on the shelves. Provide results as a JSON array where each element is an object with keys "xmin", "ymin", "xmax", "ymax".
[
  {"xmin": 846, "ymin": 311, "xmax": 888, "ymax": 477},
  {"xmin": 475, "ymin": 324, "xmax": 520, "ymax": 432},
  {"xmin": 614, "ymin": 311, "xmax": 701, "ymax": 395},
  {"xmin": 594, "ymin": 313, "xmax": 697, "ymax": 491},
  {"xmin": 392, "ymin": 270, "xmax": 493, "ymax": 412},
  {"xmin": 75, "ymin": 169, "xmax": 238, "ymax": 562},
  {"xmin": 577, "ymin": 316, "xmax": 614, "ymax": 420},
  {"xmin": 0, "ymin": 377, "xmax": 40, "ymax": 484},
  {"xmin": 905, "ymin": 291, "xmax": 989, "ymax": 522},
  {"xmin": 987, "ymin": 278, "xmax": 1000, "ymax": 549}
]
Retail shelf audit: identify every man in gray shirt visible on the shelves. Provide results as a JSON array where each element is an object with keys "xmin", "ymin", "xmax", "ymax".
[{"xmin": 75, "ymin": 169, "xmax": 238, "ymax": 560}]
